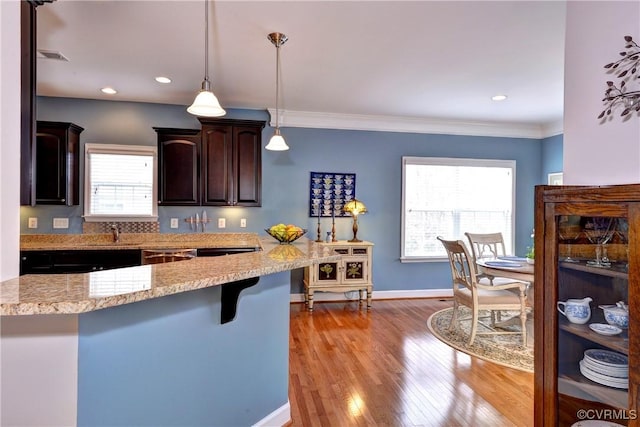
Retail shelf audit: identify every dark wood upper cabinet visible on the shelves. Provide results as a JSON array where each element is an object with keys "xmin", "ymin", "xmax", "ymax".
[
  {"xmin": 199, "ymin": 118, "xmax": 264, "ymax": 207},
  {"xmin": 20, "ymin": 1, "xmax": 37, "ymax": 206},
  {"xmin": 34, "ymin": 121, "xmax": 83, "ymax": 205},
  {"xmin": 155, "ymin": 128, "xmax": 201, "ymax": 206},
  {"xmin": 21, "ymin": 0, "xmax": 57, "ymax": 206}
]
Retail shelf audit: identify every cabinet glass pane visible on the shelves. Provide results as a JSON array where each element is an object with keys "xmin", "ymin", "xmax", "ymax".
[{"xmin": 556, "ymin": 214, "xmax": 630, "ymax": 424}]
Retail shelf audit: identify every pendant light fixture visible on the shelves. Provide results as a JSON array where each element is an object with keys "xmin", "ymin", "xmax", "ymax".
[
  {"xmin": 187, "ymin": 0, "xmax": 226, "ymax": 117},
  {"xmin": 265, "ymin": 32, "xmax": 289, "ymax": 151}
]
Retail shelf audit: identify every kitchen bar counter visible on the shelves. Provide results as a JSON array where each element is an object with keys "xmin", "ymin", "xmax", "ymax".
[
  {"xmin": 3, "ymin": 234, "xmax": 321, "ymax": 426},
  {"xmin": 2, "ymin": 236, "xmax": 340, "ymax": 315}
]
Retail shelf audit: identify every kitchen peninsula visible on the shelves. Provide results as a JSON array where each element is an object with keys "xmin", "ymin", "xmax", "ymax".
[{"xmin": 1, "ymin": 234, "xmax": 340, "ymax": 427}]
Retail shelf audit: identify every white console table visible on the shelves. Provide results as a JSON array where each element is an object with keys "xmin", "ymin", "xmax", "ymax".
[{"xmin": 303, "ymin": 240, "xmax": 374, "ymax": 311}]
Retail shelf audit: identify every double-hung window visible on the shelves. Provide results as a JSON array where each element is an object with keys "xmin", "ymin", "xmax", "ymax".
[
  {"xmin": 84, "ymin": 144, "xmax": 157, "ymax": 222},
  {"xmin": 401, "ymin": 156, "xmax": 515, "ymax": 261}
]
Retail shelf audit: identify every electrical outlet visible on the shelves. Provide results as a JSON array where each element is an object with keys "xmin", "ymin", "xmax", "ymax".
[
  {"xmin": 28, "ymin": 217, "xmax": 38, "ymax": 229},
  {"xmin": 240, "ymin": 218, "xmax": 247, "ymax": 228},
  {"xmin": 218, "ymin": 218, "xmax": 226, "ymax": 228},
  {"xmin": 52, "ymin": 218, "xmax": 69, "ymax": 229},
  {"xmin": 170, "ymin": 218, "xmax": 179, "ymax": 229}
]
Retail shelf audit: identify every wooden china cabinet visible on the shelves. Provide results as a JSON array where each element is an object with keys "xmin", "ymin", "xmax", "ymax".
[{"xmin": 534, "ymin": 184, "xmax": 639, "ymax": 426}]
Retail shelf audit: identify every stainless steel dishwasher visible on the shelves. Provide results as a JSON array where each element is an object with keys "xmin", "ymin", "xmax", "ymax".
[{"xmin": 141, "ymin": 248, "xmax": 197, "ymax": 264}]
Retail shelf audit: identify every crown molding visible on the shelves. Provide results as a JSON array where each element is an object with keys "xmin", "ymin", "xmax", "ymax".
[
  {"xmin": 541, "ymin": 120, "xmax": 564, "ymax": 138},
  {"xmin": 268, "ymin": 109, "xmax": 563, "ymax": 139}
]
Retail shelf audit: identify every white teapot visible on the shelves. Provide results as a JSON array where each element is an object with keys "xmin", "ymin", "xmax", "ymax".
[{"xmin": 557, "ymin": 297, "xmax": 592, "ymax": 324}]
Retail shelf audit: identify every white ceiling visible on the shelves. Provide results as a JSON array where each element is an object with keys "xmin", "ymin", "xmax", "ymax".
[{"xmin": 36, "ymin": 0, "xmax": 567, "ymax": 134}]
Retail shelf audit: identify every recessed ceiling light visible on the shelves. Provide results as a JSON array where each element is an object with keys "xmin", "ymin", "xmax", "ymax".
[
  {"xmin": 101, "ymin": 87, "xmax": 117, "ymax": 95},
  {"xmin": 492, "ymin": 94, "xmax": 508, "ymax": 101},
  {"xmin": 155, "ymin": 76, "xmax": 171, "ymax": 84}
]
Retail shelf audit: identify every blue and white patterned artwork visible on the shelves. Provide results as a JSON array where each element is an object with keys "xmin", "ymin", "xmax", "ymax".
[{"xmin": 309, "ymin": 172, "xmax": 356, "ymax": 218}]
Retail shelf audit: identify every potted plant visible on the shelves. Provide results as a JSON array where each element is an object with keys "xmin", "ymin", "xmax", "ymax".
[
  {"xmin": 526, "ymin": 229, "xmax": 535, "ymax": 264},
  {"xmin": 525, "ymin": 246, "xmax": 535, "ymax": 264}
]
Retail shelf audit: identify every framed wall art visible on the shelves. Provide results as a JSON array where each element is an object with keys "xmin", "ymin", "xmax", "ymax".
[
  {"xmin": 309, "ymin": 172, "xmax": 356, "ymax": 217},
  {"xmin": 548, "ymin": 172, "xmax": 563, "ymax": 185}
]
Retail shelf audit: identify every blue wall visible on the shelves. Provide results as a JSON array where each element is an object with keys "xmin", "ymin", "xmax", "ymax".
[
  {"xmin": 78, "ymin": 271, "xmax": 291, "ymax": 426},
  {"xmin": 26, "ymin": 96, "xmax": 561, "ymax": 292},
  {"xmin": 542, "ymin": 134, "xmax": 564, "ymax": 182}
]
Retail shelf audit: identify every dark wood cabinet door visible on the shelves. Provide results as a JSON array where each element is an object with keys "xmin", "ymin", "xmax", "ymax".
[
  {"xmin": 234, "ymin": 125, "xmax": 262, "ymax": 206},
  {"xmin": 201, "ymin": 124, "xmax": 233, "ymax": 205},
  {"xmin": 35, "ymin": 121, "xmax": 82, "ymax": 205},
  {"xmin": 199, "ymin": 118, "xmax": 264, "ymax": 207},
  {"xmin": 20, "ymin": 249, "xmax": 141, "ymax": 275},
  {"xmin": 155, "ymin": 128, "xmax": 200, "ymax": 205}
]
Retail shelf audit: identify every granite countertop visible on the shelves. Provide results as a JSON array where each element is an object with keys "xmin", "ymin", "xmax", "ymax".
[
  {"xmin": 20, "ymin": 232, "xmax": 263, "ymax": 251},
  {"xmin": 2, "ymin": 236, "xmax": 340, "ymax": 316}
]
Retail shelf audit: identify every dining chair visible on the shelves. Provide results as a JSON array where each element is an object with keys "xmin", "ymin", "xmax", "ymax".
[
  {"xmin": 464, "ymin": 232, "xmax": 508, "ymax": 259},
  {"xmin": 464, "ymin": 232, "xmax": 526, "ymax": 286},
  {"xmin": 437, "ymin": 237, "xmax": 528, "ymax": 346}
]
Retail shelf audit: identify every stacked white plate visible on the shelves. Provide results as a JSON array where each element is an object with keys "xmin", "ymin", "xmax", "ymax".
[{"xmin": 579, "ymin": 349, "xmax": 628, "ymax": 389}]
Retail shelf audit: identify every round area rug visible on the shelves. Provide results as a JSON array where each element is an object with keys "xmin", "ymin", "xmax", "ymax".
[{"xmin": 427, "ymin": 307, "xmax": 533, "ymax": 373}]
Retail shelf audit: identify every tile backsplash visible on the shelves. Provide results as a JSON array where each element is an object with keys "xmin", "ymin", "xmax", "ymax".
[{"xmin": 82, "ymin": 221, "xmax": 160, "ymax": 234}]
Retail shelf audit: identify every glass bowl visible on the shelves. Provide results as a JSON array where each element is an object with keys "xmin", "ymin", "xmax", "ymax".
[{"xmin": 265, "ymin": 227, "xmax": 307, "ymax": 244}]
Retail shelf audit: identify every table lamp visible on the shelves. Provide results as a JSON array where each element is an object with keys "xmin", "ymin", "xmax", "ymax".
[{"xmin": 343, "ymin": 198, "xmax": 368, "ymax": 242}]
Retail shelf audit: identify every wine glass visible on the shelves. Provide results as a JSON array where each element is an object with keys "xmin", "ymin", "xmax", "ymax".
[
  {"xmin": 558, "ymin": 218, "xmax": 581, "ymax": 263},
  {"xmin": 616, "ymin": 218, "xmax": 630, "ymax": 270},
  {"xmin": 584, "ymin": 217, "xmax": 615, "ymax": 267}
]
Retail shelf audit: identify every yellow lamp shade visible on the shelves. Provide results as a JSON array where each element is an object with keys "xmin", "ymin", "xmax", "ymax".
[{"xmin": 343, "ymin": 199, "xmax": 368, "ymax": 216}]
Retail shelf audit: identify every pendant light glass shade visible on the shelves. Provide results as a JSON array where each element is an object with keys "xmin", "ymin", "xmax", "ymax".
[
  {"xmin": 266, "ymin": 32, "xmax": 288, "ymax": 151},
  {"xmin": 265, "ymin": 129, "xmax": 289, "ymax": 151},
  {"xmin": 187, "ymin": 0, "xmax": 226, "ymax": 117},
  {"xmin": 187, "ymin": 79, "xmax": 226, "ymax": 117}
]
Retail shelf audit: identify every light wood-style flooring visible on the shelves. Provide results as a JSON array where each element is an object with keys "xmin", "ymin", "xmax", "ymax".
[{"xmin": 288, "ymin": 298, "xmax": 533, "ymax": 427}]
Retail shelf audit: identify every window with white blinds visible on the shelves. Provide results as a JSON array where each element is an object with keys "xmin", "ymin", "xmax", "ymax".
[
  {"xmin": 401, "ymin": 156, "xmax": 515, "ymax": 261},
  {"xmin": 84, "ymin": 144, "xmax": 157, "ymax": 221}
]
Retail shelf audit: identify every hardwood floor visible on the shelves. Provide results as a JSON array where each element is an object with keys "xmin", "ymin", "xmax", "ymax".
[{"xmin": 288, "ymin": 298, "xmax": 533, "ymax": 427}]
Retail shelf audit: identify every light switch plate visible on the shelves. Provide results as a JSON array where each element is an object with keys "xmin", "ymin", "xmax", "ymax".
[
  {"xmin": 218, "ymin": 218, "xmax": 226, "ymax": 228},
  {"xmin": 240, "ymin": 218, "xmax": 247, "ymax": 228},
  {"xmin": 53, "ymin": 218, "xmax": 69, "ymax": 229},
  {"xmin": 28, "ymin": 217, "xmax": 38, "ymax": 229},
  {"xmin": 170, "ymin": 218, "xmax": 179, "ymax": 229}
]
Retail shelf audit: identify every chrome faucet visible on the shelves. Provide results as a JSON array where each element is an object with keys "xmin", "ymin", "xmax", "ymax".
[{"xmin": 111, "ymin": 224, "xmax": 120, "ymax": 243}]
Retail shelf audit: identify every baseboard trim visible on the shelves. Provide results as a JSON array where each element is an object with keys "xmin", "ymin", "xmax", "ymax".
[
  {"xmin": 290, "ymin": 289, "xmax": 452, "ymax": 303},
  {"xmin": 252, "ymin": 400, "xmax": 291, "ymax": 427}
]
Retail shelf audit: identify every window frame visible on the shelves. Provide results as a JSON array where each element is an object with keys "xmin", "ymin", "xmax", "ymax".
[
  {"xmin": 83, "ymin": 143, "xmax": 158, "ymax": 222},
  {"xmin": 400, "ymin": 156, "xmax": 516, "ymax": 262}
]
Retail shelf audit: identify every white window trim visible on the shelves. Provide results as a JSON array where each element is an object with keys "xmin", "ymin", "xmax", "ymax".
[
  {"xmin": 400, "ymin": 156, "xmax": 516, "ymax": 262},
  {"xmin": 84, "ymin": 143, "xmax": 158, "ymax": 222}
]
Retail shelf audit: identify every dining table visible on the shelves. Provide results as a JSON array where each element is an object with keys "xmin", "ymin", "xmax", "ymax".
[{"xmin": 476, "ymin": 257, "xmax": 535, "ymax": 285}]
